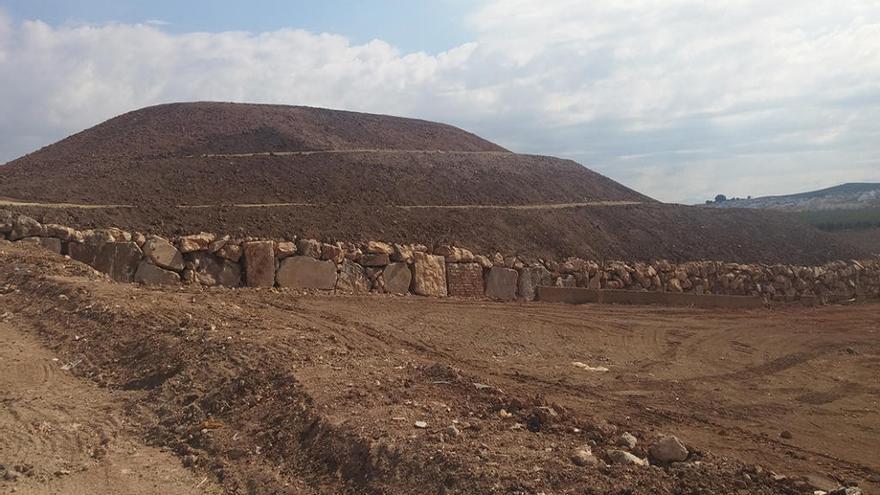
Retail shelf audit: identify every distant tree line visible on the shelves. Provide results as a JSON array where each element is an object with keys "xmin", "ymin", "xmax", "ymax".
[
  {"xmin": 799, "ymin": 207, "xmax": 880, "ymax": 231},
  {"xmin": 705, "ymin": 194, "xmax": 751, "ymax": 204}
]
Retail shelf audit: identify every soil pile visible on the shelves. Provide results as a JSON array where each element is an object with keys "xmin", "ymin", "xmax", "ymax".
[{"xmin": 0, "ymin": 102, "xmax": 867, "ymax": 263}]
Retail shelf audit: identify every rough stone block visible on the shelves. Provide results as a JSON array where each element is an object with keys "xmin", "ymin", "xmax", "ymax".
[
  {"xmin": 412, "ymin": 252, "xmax": 447, "ymax": 297},
  {"xmin": 361, "ymin": 253, "xmax": 390, "ymax": 267},
  {"xmin": 243, "ymin": 241, "xmax": 276, "ymax": 287},
  {"xmin": 517, "ymin": 265, "xmax": 554, "ymax": 301},
  {"xmin": 383, "ymin": 262, "xmax": 412, "ymax": 295},
  {"xmin": 189, "ymin": 252, "xmax": 241, "ymax": 287},
  {"xmin": 70, "ymin": 241, "xmax": 143, "ymax": 282},
  {"xmin": 277, "ymin": 256, "xmax": 337, "ymax": 289},
  {"xmin": 336, "ymin": 260, "xmax": 371, "ymax": 294},
  {"xmin": 485, "ymin": 267, "xmax": 518, "ymax": 301},
  {"xmin": 446, "ymin": 263, "xmax": 484, "ymax": 297},
  {"xmin": 134, "ymin": 261, "xmax": 181, "ymax": 286},
  {"xmin": 19, "ymin": 236, "xmax": 63, "ymax": 254},
  {"xmin": 143, "ymin": 236, "xmax": 185, "ymax": 271}
]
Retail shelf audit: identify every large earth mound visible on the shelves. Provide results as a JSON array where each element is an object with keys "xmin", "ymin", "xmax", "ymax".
[{"xmin": 0, "ymin": 102, "xmax": 867, "ymax": 263}]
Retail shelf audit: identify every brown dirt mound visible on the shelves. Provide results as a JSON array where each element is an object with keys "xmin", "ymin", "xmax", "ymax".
[{"xmin": 0, "ymin": 101, "xmax": 866, "ymax": 263}]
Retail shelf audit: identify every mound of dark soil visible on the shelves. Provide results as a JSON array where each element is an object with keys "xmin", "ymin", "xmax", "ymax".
[{"xmin": 0, "ymin": 101, "xmax": 868, "ymax": 263}]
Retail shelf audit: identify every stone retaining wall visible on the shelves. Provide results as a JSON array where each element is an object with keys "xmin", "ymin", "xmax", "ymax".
[{"xmin": 2, "ymin": 210, "xmax": 879, "ymax": 304}]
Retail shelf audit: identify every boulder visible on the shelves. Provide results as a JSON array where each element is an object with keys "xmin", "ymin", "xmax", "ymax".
[
  {"xmin": 207, "ymin": 235, "xmax": 230, "ymax": 253},
  {"xmin": 391, "ymin": 243, "xmax": 415, "ymax": 263},
  {"xmin": 19, "ymin": 237, "xmax": 62, "ymax": 254},
  {"xmin": 446, "ymin": 263, "xmax": 484, "ymax": 297},
  {"xmin": 383, "ymin": 262, "xmax": 412, "ymax": 295},
  {"xmin": 275, "ymin": 241, "xmax": 297, "ymax": 259},
  {"xmin": 618, "ymin": 432, "xmax": 638, "ymax": 449},
  {"xmin": 178, "ymin": 232, "xmax": 215, "ymax": 253},
  {"xmin": 44, "ymin": 224, "xmax": 83, "ymax": 242},
  {"xmin": 365, "ymin": 241, "xmax": 394, "ymax": 255},
  {"xmin": 10, "ymin": 215, "xmax": 45, "ymax": 240},
  {"xmin": 571, "ymin": 448, "xmax": 599, "ymax": 467},
  {"xmin": 518, "ymin": 265, "xmax": 554, "ymax": 301},
  {"xmin": 69, "ymin": 241, "xmax": 143, "ymax": 282},
  {"xmin": 243, "ymin": 241, "xmax": 276, "ymax": 287},
  {"xmin": 321, "ymin": 243, "xmax": 345, "ymax": 263},
  {"xmin": 189, "ymin": 252, "xmax": 242, "ymax": 287},
  {"xmin": 142, "ymin": 236, "xmax": 185, "ymax": 271},
  {"xmin": 649, "ymin": 435, "xmax": 688, "ymax": 463},
  {"xmin": 276, "ymin": 257, "xmax": 337, "ymax": 289},
  {"xmin": 134, "ymin": 261, "xmax": 181, "ymax": 286},
  {"xmin": 412, "ymin": 252, "xmax": 447, "ymax": 297},
  {"xmin": 296, "ymin": 238, "xmax": 323, "ymax": 258},
  {"xmin": 485, "ymin": 267, "xmax": 518, "ymax": 301},
  {"xmin": 336, "ymin": 260, "xmax": 371, "ymax": 294}
]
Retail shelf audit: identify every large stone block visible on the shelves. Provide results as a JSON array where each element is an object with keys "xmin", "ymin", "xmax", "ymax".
[
  {"xmin": 486, "ymin": 267, "xmax": 518, "ymax": 301},
  {"xmin": 243, "ymin": 241, "xmax": 276, "ymax": 287},
  {"xmin": 361, "ymin": 253, "xmax": 390, "ymax": 267},
  {"xmin": 518, "ymin": 265, "xmax": 554, "ymax": 301},
  {"xmin": 336, "ymin": 260, "xmax": 371, "ymax": 294},
  {"xmin": 143, "ymin": 236, "xmax": 185, "ymax": 271},
  {"xmin": 446, "ymin": 263, "xmax": 484, "ymax": 297},
  {"xmin": 134, "ymin": 261, "xmax": 181, "ymax": 286},
  {"xmin": 383, "ymin": 262, "xmax": 412, "ymax": 295},
  {"xmin": 277, "ymin": 257, "xmax": 337, "ymax": 290},
  {"xmin": 412, "ymin": 252, "xmax": 447, "ymax": 297},
  {"xmin": 69, "ymin": 241, "xmax": 143, "ymax": 282},
  {"xmin": 178, "ymin": 232, "xmax": 215, "ymax": 253},
  {"xmin": 189, "ymin": 252, "xmax": 242, "ymax": 287}
]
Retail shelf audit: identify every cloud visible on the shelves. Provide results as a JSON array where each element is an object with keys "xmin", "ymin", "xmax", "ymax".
[{"xmin": 0, "ymin": 2, "xmax": 878, "ymax": 203}]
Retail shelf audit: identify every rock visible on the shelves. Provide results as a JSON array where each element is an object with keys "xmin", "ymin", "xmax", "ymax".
[
  {"xmin": 276, "ymin": 257, "xmax": 337, "ymax": 289},
  {"xmin": 10, "ymin": 215, "xmax": 45, "ymax": 240},
  {"xmin": 189, "ymin": 252, "xmax": 242, "ymax": 287},
  {"xmin": 414, "ymin": 421, "xmax": 428, "ymax": 429},
  {"xmin": 829, "ymin": 487, "xmax": 862, "ymax": 495},
  {"xmin": 485, "ymin": 267, "xmax": 518, "ymax": 301},
  {"xmin": 243, "ymin": 241, "xmax": 276, "ymax": 287},
  {"xmin": 383, "ymin": 262, "xmax": 412, "ymax": 294},
  {"xmin": 321, "ymin": 243, "xmax": 345, "ymax": 263},
  {"xmin": 391, "ymin": 243, "xmax": 415, "ymax": 263},
  {"xmin": 70, "ymin": 241, "xmax": 143, "ymax": 282},
  {"xmin": 412, "ymin": 252, "xmax": 447, "ymax": 297},
  {"xmin": 668, "ymin": 278, "xmax": 683, "ymax": 292},
  {"xmin": 178, "ymin": 232, "xmax": 215, "ymax": 253},
  {"xmin": 780, "ymin": 430, "xmax": 793, "ymax": 439},
  {"xmin": 365, "ymin": 241, "xmax": 394, "ymax": 255},
  {"xmin": 474, "ymin": 255, "xmax": 493, "ymax": 269},
  {"xmin": 19, "ymin": 236, "xmax": 62, "ymax": 254},
  {"xmin": 134, "ymin": 261, "xmax": 181, "ymax": 286},
  {"xmin": 361, "ymin": 253, "xmax": 390, "ymax": 267},
  {"xmin": 336, "ymin": 260, "xmax": 371, "ymax": 294},
  {"xmin": 607, "ymin": 449, "xmax": 648, "ymax": 466},
  {"xmin": 217, "ymin": 242, "xmax": 242, "ymax": 262},
  {"xmin": 296, "ymin": 238, "xmax": 322, "ymax": 258},
  {"xmin": 618, "ymin": 432, "xmax": 638, "ymax": 449},
  {"xmin": 518, "ymin": 265, "xmax": 554, "ymax": 301},
  {"xmin": 446, "ymin": 262, "xmax": 485, "ymax": 297},
  {"xmin": 649, "ymin": 435, "xmax": 689, "ymax": 463},
  {"xmin": 275, "ymin": 241, "xmax": 297, "ymax": 259},
  {"xmin": 207, "ymin": 235, "xmax": 230, "ymax": 252},
  {"xmin": 571, "ymin": 448, "xmax": 598, "ymax": 467},
  {"xmin": 44, "ymin": 223, "xmax": 82, "ymax": 242},
  {"xmin": 142, "ymin": 236, "xmax": 185, "ymax": 271},
  {"xmin": 446, "ymin": 425, "xmax": 461, "ymax": 438}
]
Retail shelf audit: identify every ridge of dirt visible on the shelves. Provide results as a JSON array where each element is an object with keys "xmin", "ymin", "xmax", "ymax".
[{"xmin": 2, "ymin": 241, "xmax": 877, "ymax": 494}]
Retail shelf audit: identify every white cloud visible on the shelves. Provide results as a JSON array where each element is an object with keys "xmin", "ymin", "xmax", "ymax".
[{"xmin": 0, "ymin": 2, "xmax": 878, "ymax": 203}]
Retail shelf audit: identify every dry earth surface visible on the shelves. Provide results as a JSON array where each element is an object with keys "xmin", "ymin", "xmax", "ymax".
[{"xmin": 1, "ymin": 241, "xmax": 877, "ymax": 494}]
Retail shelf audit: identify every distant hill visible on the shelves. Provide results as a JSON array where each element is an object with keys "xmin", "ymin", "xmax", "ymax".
[{"xmin": 706, "ymin": 183, "xmax": 880, "ymax": 211}]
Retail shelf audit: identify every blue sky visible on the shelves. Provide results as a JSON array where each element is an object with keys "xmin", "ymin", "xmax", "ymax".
[
  {"xmin": 2, "ymin": 0, "xmax": 474, "ymax": 53},
  {"xmin": 0, "ymin": 1, "xmax": 878, "ymax": 203}
]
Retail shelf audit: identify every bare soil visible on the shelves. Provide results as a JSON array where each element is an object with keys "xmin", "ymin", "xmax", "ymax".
[
  {"xmin": 830, "ymin": 228, "xmax": 880, "ymax": 256},
  {"xmin": 1, "ymin": 241, "xmax": 877, "ymax": 494}
]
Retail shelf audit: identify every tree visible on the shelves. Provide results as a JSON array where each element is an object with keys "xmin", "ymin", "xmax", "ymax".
[{"xmin": 714, "ymin": 194, "xmax": 727, "ymax": 203}]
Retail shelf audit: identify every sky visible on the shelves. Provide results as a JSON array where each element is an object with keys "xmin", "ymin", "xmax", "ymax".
[{"xmin": 0, "ymin": 1, "xmax": 878, "ymax": 203}]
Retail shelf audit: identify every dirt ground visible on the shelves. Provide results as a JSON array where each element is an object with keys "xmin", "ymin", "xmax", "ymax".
[{"xmin": 1, "ymin": 241, "xmax": 878, "ymax": 494}]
